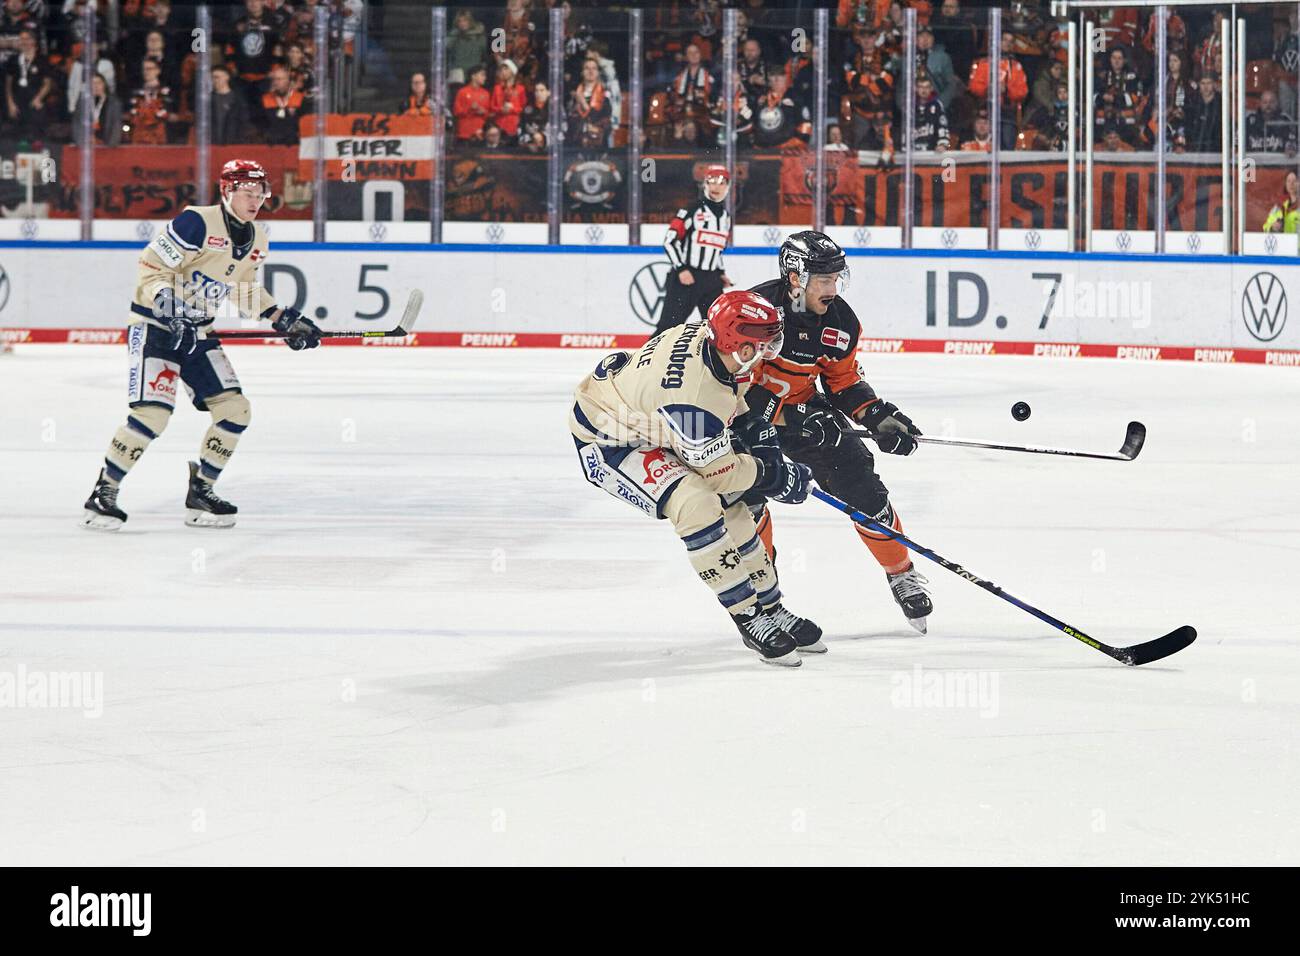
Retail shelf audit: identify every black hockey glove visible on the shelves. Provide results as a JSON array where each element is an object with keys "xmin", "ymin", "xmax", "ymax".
[
  {"xmin": 273, "ymin": 307, "xmax": 323, "ymax": 351},
  {"xmin": 783, "ymin": 400, "xmax": 844, "ymax": 449},
  {"xmin": 860, "ymin": 400, "xmax": 921, "ymax": 456},
  {"xmin": 153, "ymin": 288, "xmax": 205, "ymax": 355},
  {"xmin": 743, "ymin": 419, "xmax": 812, "ymax": 505}
]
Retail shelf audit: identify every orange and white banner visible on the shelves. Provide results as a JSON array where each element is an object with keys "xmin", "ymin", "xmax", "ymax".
[{"xmin": 297, "ymin": 114, "xmax": 435, "ymax": 181}]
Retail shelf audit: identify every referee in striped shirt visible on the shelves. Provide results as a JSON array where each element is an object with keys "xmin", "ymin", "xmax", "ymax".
[{"xmin": 654, "ymin": 165, "xmax": 734, "ymax": 335}]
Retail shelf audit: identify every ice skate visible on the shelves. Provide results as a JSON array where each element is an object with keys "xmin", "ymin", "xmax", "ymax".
[
  {"xmin": 81, "ymin": 470, "xmax": 127, "ymax": 531},
  {"xmin": 185, "ymin": 461, "xmax": 237, "ymax": 528},
  {"xmin": 887, "ymin": 565, "xmax": 932, "ymax": 634},
  {"xmin": 766, "ymin": 603, "xmax": 826, "ymax": 653},
  {"xmin": 733, "ymin": 605, "xmax": 800, "ymax": 666}
]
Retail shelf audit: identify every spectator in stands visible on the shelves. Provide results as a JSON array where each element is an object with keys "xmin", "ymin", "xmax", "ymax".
[
  {"xmin": 931, "ymin": 0, "xmax": 977, "ymax": 80},
  {"xmin": 751, "ymin": 71, "xmax": 809, "ymax": 148},
  {"xmin": 738, "ymin": 37, "xmax": 769, "ymax": 107},
  {"xmin": 1246, "ymin": 89, "xmax": 1297, "ymax": 155},
  {"xmin": 0, "ymin": 0, "xmax": 37, "ymax": 72},
  {"xmin": 519, "ymin": 80, "xmax": 550, "ymax": 153},
  {"xmin": 826, "ymin": 122, "xmax": 849, "ymax": 151},
  {"xmin": 912, "ymin": 75, "xmax": 949, "ymax": 153},
  {"xmin": 447, "ymin": 9, "xmax": 486, "ymax": 86},
  {"xmin": 259, "ymin": 63, "xmax": 306, "ymax": 145},
  {"xmin": 1185, "ymin": 72, "xmax": 1222, "ymax": 152},
  {"xmin": 73, "ymin": 72, "xmax": 121, "ymax": 147},
  {"xmin": 1101, "ymin": 123, "xmax": 1133, "ymax": 153},
  {"xmin": 1157, "ymin": 50, "xmax": 1196, "ymax": 149},
  {"xmin": 1032, "ymin": 60, "xmax": 1065, "ymax": 117},
  {"xmin": 210, "ymin": 65, "xmax": 250, "ymax": 144},
  {"xmin": 125, "ymin": 58, "xmax": 177, "ymax": 145},
  {"xmin": 710, "ymin": 68, "xmax": 754, "ymax": 146},
  {"xmin": 1273, "ymin": 9, "xmax": 1298, "ymax": 117},
  {"xmin": 669, "ymin": 43, "xmax": 713, "ymax": 146},
  {"xmin": 566, "ymin": 55, "xmax": 611, "ymax": 150},
  {"xmin": 1026, "ymin": 80, "xmax": 1070, "ymax": 152},
  {"xmin": 482, "ymin": 121, "xmax": 506, "ymax": 151},
  {"xmin": 968, "ymin": 32, "xmax": 1028, "ymax": 149},
  {"xmin": 285, "ymin": 42, "xmax": 316, "ymax": 102},
  {"xmin": 785, "ymin": 43, "xmax": 816, "ymax": 114},
  {"xmin": 844, "ymin": 29, "xmax": 895, "ymax": 151},
  {"xmin": 1263, "ymin": 170, "xmax": 1299, "ymax": 233},
  {"xmin": 500, "ymin": 0, "xmax": 541, "ymax": 89},
  {"xmin": 399, "ymin": 71, "xmax": 431, "ymax": 116},
  {"xmin": 142, "ymin": 30, "xmax": 183, "ymax": 90},
  {"xmin": 229, "ymin": 0, "xmax": 280, "ymax": 108},
  {"xmin": 1095, "ymin": 47, "xmax": 1143, "ymax": 146},
  {"xmin": 453, "ymin": 63, "xmax": 490, "ymax": 143},
  {"xmin": 1193, "ymin": 11, "xmax": 1225, "ymax": 80},
  {"xmin": 960, "ymin": 108, "xmax": 992, "ymax": 151},
  {"xmin": 4, "ymin": 28, "xmax": 52, "ymax": 139},
  {"xmin": 490, "ymin": 59, "xmax": 525, "ymax": 142},
  {"xmin": 916, "ymin": 26, "xmax": 956, "ymax": 110}
]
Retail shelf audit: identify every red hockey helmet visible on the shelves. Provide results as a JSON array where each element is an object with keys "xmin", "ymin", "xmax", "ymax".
[
  {"xmin": 702, "ymin": 164, "xmax": 730, "ymax": 183},
  {"xmin": 705, "ymin": 289, "xmax": 783, "ymax": 371},
  {"xmin": 219, "ymin": 159, "xmax": 271, "ymax": 200}
]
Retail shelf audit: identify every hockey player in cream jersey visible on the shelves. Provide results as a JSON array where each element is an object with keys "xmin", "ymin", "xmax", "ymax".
[
  {"xmin": 570, "ymin": 289, "xmax": 822, "ymax": 665},
  {"xmin": 81, "ymin": 159, "xmax": 324, "ymax": 530}
]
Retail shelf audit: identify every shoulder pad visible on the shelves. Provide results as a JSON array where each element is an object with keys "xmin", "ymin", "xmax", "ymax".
[{"xmin": 166, "ymin": 209, "xmax": 206, "ymax": 251}]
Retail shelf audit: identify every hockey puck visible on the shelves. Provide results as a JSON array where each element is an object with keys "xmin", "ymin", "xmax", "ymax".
[{"xmin": 1011, "ymin": 401, "xmax": 1032, "ymax": 421}]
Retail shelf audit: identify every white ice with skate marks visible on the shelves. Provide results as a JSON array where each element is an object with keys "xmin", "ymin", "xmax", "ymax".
[{"xmin": 0, "ymin": 345, "xmax": 1297, "ymax": 865}]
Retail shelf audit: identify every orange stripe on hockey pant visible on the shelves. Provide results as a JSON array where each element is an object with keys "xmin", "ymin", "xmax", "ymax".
[
  {"xmin": 855, "ymin": 511, "xmax": 911, "ymax": 575},
  {"xmin": 756, "ymin": 508, "xmax": 775, "ymax": 561}
]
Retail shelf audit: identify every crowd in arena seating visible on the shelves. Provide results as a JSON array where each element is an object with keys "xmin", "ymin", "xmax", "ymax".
[
  {"xmin": 0, "ymin": 0, "xmax": 362, "ymax": 150},
  {"xmin": 6, "ymin": 0, "xmax": 1298, "ymax": 160},
  {"xmin": 431, "ymin": 0, "xmax": 1300, "ymax": 158}
]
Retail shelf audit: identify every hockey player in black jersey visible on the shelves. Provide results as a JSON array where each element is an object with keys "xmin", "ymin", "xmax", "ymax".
[
  {"xmin": 744, "ymin": 231, "xmax": 934, "ymax": 633},
  {"xmin": 654, "ymin": 165, "xmax": 733, "ymax": 335}
]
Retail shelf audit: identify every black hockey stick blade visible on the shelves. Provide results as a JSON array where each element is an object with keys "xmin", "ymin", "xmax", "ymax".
[
  {"xmin": 216, "ymin": 289, "xmax": 424, "ymax": 340},
  {"xmin": 1118, "ymin": 421, "xmax": 1147, "ymax": 460},
  {"xmin": 1111, "ymin": 625, "xmax": 1197, "ymax": 666}
]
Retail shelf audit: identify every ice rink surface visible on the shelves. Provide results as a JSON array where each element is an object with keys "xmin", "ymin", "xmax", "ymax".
[{"xmin": 1, "ymin": 343, "xmax": 1297, "ymax": 865}]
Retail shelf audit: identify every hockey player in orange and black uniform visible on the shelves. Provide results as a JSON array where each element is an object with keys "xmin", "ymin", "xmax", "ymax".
[{"xmin": 745, "ymin": 231, "xmax": 934, "ymax": 632}]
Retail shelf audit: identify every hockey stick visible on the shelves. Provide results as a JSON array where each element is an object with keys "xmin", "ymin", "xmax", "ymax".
[
  {"xmin": 214, "ymin": 289, "xmax": 424, "ymax": 340},
  {"xmin": 811, "ymin": 487, "xmax": 1196, "ymax": 666},
  {"xmin": 843, "ymin": 420, "xmax": 1145, "ymax": 462}
]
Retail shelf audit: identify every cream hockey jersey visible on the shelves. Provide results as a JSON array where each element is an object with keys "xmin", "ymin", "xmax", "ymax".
[
  {"xmin": 131, "ymin": 204, "xmax": 278, "ymax": 331},
  {"xmin": 569, "ymin": 322, "xmax": 760, "ymax": 496}
]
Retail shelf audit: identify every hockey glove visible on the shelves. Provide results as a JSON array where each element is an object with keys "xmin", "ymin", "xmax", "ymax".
[
  {"xmin": 860, "ymin": 400, "xmax": 921, "ymax": 456},
  {"xmin": 153, "ymin": 288, "xmax": 205, "ymax": 355},
  {"xmin": 766, "ymin": 460, "xmax": 812, "ymax": 505},
  {"xmin": 783, "ymin": 400, "xmax": 844, "ymax": 449},
  {"xmin": 273, "ymin": 307, "xmax": 323, "ymax": 351}
]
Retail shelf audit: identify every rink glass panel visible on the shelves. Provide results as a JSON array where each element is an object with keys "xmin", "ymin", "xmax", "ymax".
[
  {"xmin": 17, "ymin": 1, "xmax": 1300, "ymax": 255},
  {"xmin": 560, "ymin": 6, "xmax": 630, "ymax": 234}
]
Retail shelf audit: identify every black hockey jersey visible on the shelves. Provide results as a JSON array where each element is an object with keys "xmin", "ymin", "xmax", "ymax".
[{"xmin": 744, "ymin": 277, "xmax": 877, "ymax": 422}]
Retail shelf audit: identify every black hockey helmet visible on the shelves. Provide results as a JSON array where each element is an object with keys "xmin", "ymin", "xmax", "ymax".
[{"xmin": 779, "ymin": 230, "xmax": 849, "ymax": 293}]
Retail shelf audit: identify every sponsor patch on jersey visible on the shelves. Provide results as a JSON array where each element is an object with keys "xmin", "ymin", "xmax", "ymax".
[
  {"xmin": 140, "ymin": 357, "xmax": 181, "ymax": 405},
  {"xmin": 149, "ymin": 233, "xmax": 184, "ymax": 268},
  {"xmin": 821, "ymin": 327, "xmax": 851, "ymax": 351},
  {"xmin": 250, "ymin": 248, "xmax": 267, "ymax": 262},
  {"xmin": 207, "ymin": 236, "xmax": 230, "ymax": 249}
]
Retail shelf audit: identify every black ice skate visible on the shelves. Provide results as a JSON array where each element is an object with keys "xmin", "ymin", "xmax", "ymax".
[
  {"xmin": 81, "ymin": 470, "xmax": 127, "ymax": 531},
  {"xmin": 732, "ymin": 605, "xmax": 800, "ymax": 666},
  {"xmin": 887, "ymin": 565, "xmax": 932, "ymax": 634},
  {"xmin": 185, "ymin": 461, "xmax": 237, "ymax": 528},
  {"xmin": 766, "ymin": 603, "xmax": 826, "ymax": 653}
]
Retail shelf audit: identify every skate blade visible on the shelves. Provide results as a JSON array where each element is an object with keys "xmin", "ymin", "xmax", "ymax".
[
  {"xmin": 81, "ymin": 511, "xmax": 124, "ymax": 531},
  {"xmin": 907, "ymin": 616, "xmax": 928, "ymax": 635},
  {"xmin": 185, "ymin": 509, "xmax": 236, "ymax": 529},
  {"xmin": 796, "ymin": 639, "xmax": 828, "ymax": 654},
  {"xmin": 760, "ymin": 652, "xmax": 802, "ymax": 667}
]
